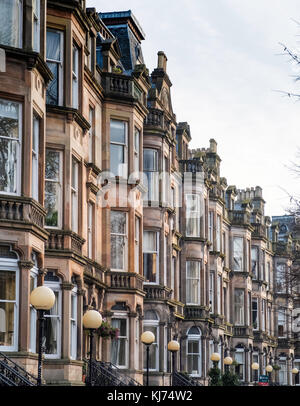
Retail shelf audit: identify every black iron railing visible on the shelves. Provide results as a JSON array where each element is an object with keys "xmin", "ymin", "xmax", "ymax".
[
  {"xmin": 172, "ymin": 372, "xmax": 202, "ymax": 386},
  {"xmin": 84, "ymin": 359, "xmax": 141, "ymax": 386},
  {"xmin": 0, "ymin": 352, "xmax": 38, "ymax": 386}
]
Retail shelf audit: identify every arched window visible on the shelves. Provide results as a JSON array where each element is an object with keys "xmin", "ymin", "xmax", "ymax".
[
  {"xmin": 187, "ymin": 326, "xmax": 201, "ymax": 376},
  {"xmin": 143, "ymin": 310, "xmax": 159, "ymax": 371},
  {"xmin": 29, "ymin": 252, "xmax": 38, "ymax": 353},
  {"xmin": 44, "ymin": 271, "xmax": 62, "ymax": 359},
  {"xmin": 0, "ymin": 245, "xmax": 19, "ymax": 351}
]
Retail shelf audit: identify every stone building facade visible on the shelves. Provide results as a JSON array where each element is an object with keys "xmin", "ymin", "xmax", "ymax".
[{"xmin": 0, "ymin": 1, "xmax": 299, "ymax": 386}]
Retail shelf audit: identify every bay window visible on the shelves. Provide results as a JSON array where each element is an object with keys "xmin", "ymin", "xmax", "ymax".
[
  {"xmin": 110, "ymin": 120, "xmax": 128, "ymax": 177},
  {"xmin": 0, "ymin": 0, "xmax": 23, "ymax": 48},
  {"xmin": 45, "ymin": 150, "xmax": 62, "ymax": 228},
  {"xmin": 0, "ymin": 99, "xmax": 22, "ymax": 195},
  {"xmin": 233, "ymin": 237, "xmax": 244, "ymax": 271},
  {"xmin": 46, "ymin": 29, "xmax": 64, "ymax": 106},
  {"xmin": 72, "ymin": 44, "xmax": 79, "ymax": 109},
  {"xmin": 143, "ymin": 310, "xmax": 159, "ymax": 371},
  {"xmin": 110, "ymin": 211, "xmax": 127, "ymax": 271},
  {"xmin": 143, "ymin": 149, "xmax": 159, "ymax": 203},
  {"xmin": 251, "ymin": 246, "xmax": 258, "ymax": 278},
  {"xmin": 44, "ymin": 272, "xmax": 61, "ymax": 359},
  {"xmin": 234, "ymin": 289, "xmax": 244, "ymax": 325},
  {"xmin": 187, "ymin": 327, "xmax": 201, "ymax": 376},
  {"xmin": 186, "ymin": 194, "xmax": 201, "ymax": 237},
  {"xmin": 32, "ymin": 115, "xmax": 39, "ymax": 201},
  {"xmin": 0, "ymin": 252, "xmax": 19, "ymax": 351},
  {"xmin": 111, "ymin": 317, "xmax": 128, "ymax": 368},
  {"xmin": 143, "ymin": 231, "xmax": 159, "ymax": 283},
  {"xmin": 186, "ymin": 261, "xmax": 200, "ymax": 305},
  {"xmin": 33, "ymin": 0, "xmax": 40, "ymax": 52},
  {"xmin": 71, "ymin": 158, "xmax": 79, "ymax": 233}
]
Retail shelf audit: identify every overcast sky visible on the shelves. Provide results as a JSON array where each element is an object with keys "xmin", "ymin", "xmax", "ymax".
[{"xmin": 87, "ymin": 0, "xmax": 300, "ymax": 217}]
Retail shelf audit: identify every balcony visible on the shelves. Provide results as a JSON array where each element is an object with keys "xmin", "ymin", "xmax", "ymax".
[
  {"xmin": 179, "ymin": 158, "xmax": 204, "ymax": 174},
  {"xmin": 106, "ymin": 272, "xmax": 144, "ymax": 292},
  {"xmin": 228, "ymin": 210, "xmax": 251, "ymax": 226},
  {"xmin": 252, "ymin": 223, "xmax": 267, "ymax": 239},
  {"xmin": 0, "ymin": 195, "xmax": 47, "ymax": 236},
  {"xmin": 233, "ymin": 326, "xmax": 253, "ymax": 337},
  {"xmin": 144, "ymin": 108, "xmax": 164, "ymax": 128},
  {"xmin": 184, "ymin": 306, "xmax": 208, "ymax": 320},
  {"xmin": 45, "ymin": 230, "xmax": 85, "ymax": 256},
  {"xmin": 143, "ymin": 285, "xmax": 172, "ymax": 300}
]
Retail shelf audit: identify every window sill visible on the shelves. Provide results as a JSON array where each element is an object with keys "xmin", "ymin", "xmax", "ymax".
[{"xmin": 46, "ymin": 105, "xmax": 90, "ymax": 134}]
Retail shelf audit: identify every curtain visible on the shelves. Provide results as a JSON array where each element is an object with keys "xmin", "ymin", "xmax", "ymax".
[{"xmin": 0, "ymin": 0, "xmax": 22, "ymax": 48}]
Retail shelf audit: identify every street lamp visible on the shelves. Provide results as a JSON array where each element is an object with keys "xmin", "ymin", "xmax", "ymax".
[
  {"xmin": 141, "ymin": 331, "xmax": 155, "ymax": 386},
  {"xmin": 266, "ymin": 365, "xmax": 273, "ymax": 385},
  {"xmin": 209, "ymin": 352, "xmax": 221, "ymax": 386},
  {"xmin": 292, "ymin": 367, "xmax": 299, "ymax": 386},
  {"xmin": 252, "ymin": 362, "xmax": 259, "ymax": 386},
  {"xmin": 224, "ymin": 356, "xmax": 233, "ymax": 373},
  {"xmin": 30, "ymin": 285, "xmax": 56, "ymax": 386},
  {"xmin": 82, "ymin": 310, "xmax": 102, "ymax": 386},
  {"xmin": 168, "ymin": 340, "xmax": 180, "ymax": 386}
]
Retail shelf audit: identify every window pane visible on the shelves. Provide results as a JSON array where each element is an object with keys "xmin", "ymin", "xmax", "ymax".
[
  {"xmin": 44, "ymin": 317, "xmax": 58, "ymax": 355},
  {"xmin": 143, "ymin": 231, "xmax": 157, "ymax": 252},
  {"xmin": 0, "ymin": 99, "xmax": 20, "ymax": 138},
  {"xmin": 45, "ymin": 151, "xmax": 60, "ymax": 180},
  {"xmin": 110, "ymin": 120, "xmax": 126, "ymax": 144},
  {"xmin": 0, "ymin": 271, "xmax": 16, "ymax": 300},
  {"xmin": 0, "ymin": 139, "xmax": 18, "ymax": 194},
  {"xmin": 45, "ymin": 182, "xmax": 60, "ymax": 227},
  {"xmin": 0, "ymin": 0, "xmax": 22, "ymax": 48},
  {"xmin": 110, "ymin": 144, "xmax": 124, "ymax": 176},
  {"xmin": 143, "ymin": 149, "xmax": 157, "ymax": 171},
  {"xmin": 111, "ymin": 235, "xmax": 125, "ymax": 269},
  {"xmin": 143, "ymin": 253, "xmax": 157, "ymax": 282},
  {"xmin": 111, "ymin": 211, "xmax": 126, "ymax": 234},
  {"xmin": 46, "ymin": 63, "xmax": 59, "ymax": 105},
  {"xmin": 0, "ymin": 302, "xmax": 15, "ymax": 347},
  {"xmin": 46, "ymin": 31, "xmax": 61, "ymax": 61},
  {"xmin": 233, "ymin": 237, "xmax": 243, "ymax": 271}
]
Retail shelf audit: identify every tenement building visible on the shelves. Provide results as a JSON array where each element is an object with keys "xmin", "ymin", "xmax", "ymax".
[{"xmin": 0, "ymin": 1, "xmax": 299, "ymax": 386}]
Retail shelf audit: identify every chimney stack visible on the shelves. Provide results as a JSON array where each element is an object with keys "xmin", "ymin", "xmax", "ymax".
[{"xmin": 157, "ymin": 51, "xmax": 167, "ymax": 71}]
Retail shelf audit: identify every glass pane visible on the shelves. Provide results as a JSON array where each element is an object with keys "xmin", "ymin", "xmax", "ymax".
[
  {"xmin": 144, "ymin": 172, "xmax": 159, "ymax": 201},
  {"xmin": 111, "ymin": 235, "xmax": 125, "ymax": 269},
  {"xmin": 110, "ymin": 120, "xmax": 125, "ymax": 144},
  {"xmin": 143, "ymin": 231, "xmax": 157, "ymax": 252},
  {"xmin": 143, "ymin": 149, "xmax": 157, "ymax": 171},
  {"xmin": 71, "ymin": 295, "xmax": 76, "ymax": 319},
  {"xmin": 44, "ymin": 317, "xmax": 58, "ymax": 355},
  {"xmin": 111, "ymin": 211, "xmax": 126, "ymax": 234},
  {"xmin": 46, "ymin": 63, "xmax": 59, "ymax": 105},
  {"xmin": 0, "ymin": 271, "xmax": 16, "ymax": 300},
  {"xmin": 149, "ymin": 343, "xmax": 157, "ymax": 369},
  {"xmin": 0, "ymin": 0, "xmax": 22, "ymax": 47},
  {"xmin": 110, "ymin": 144, "xmax": 124, "ymax": 176},
  {"xmin": 45, "ymin": 181, "xmax": 60, "ymax": 227},
  {"xmin": 143, "ymin": 253, "xmax": 157, "ymax": 282},
  {"xmin": 187, "ymin": 354, "xmax": 199, "ymax": 374},
  {"xmin": 188, "ymin": 340, "xmax": 199, "ymax": 353},
  {"xmin": 119, "ymin": 319, "xmax": 127, "ymax": 337},
  {"xmin": 118, "ymin": 338, "xmax": 126, "ymax": 366},
  {"xmin": 0, "ymin": 302, "xmax": 15, "ymax": 347},
  {"xmin": 0, "ymin": 99, "xmax": 19, "ymax": 138},
  {"xmin": 0, "ymin": 139, "xmax": 18, "ymax": 194},
  {"xmin": 44, "ymin": 291, "xmax": 59, "ymax": 316},
  {"xmin": 187, "ymin": 262, "xmax": 200, "ymax": 278},
  {"xmin": 45, "ymin": 150, "xmax": 60, "ymax": 180},
  {"xmin": 46, "ymin": 30, "xmax": 61, "ymax": 61}
]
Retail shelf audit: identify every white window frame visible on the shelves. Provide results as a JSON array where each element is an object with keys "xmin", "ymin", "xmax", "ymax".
[
  {"xmin": 143, "ymin": 148, "xmax": 159, "ymax": 202},
  {"xmin": 143, "ymin": 315, "xmax": 159, "ymax": 372},
  {"xmin": 45, "ymin": 149, "xmax": 63, "ymax": 229},
  {"xmin": 251, "ymin": 246, "xmax": 258, "ymax": 279},
  {"xmin": 143, "ymin": 231, "xmax": 159, "ymax": 284},
  {"xmin": 111, "ymin": 313, "xmax": 129, "ymax": 369},
  {"xmin": 0, "ymin": 257, "xmax": 19, "ymax": 352},
  {"xmin": 33, "ymin": 0, "xmax": 40, "ymax": 52},
  {"xmin": 135, "ymin": 217, "xmax": 140, "ymax": 273},
  {"xmin": 234, "ymin": 289, "xmax": 245, "ymax": 326},
  {"xmin": 185, "ymin": 194, "xmax": 201, "ymax": 238},
  {"xmin": 233, "ymin": 237, "xmax": 244, "ymax": 272},
  {"xmin": 235, "ymin": 349, "xmax": 245, "ymax": 382},
  {"xmin": 186, "ymin": 261, "xmax": 201, "ymax": 305},
  {"xmin": 71, "ymin": 157, "xmax": 79, "ymax": 233},
  {"xmin": 43, "ymin": 280, "xmax": 62, "ymax": 359},
  {"xmin": 187, "ymin": 327, "xmax": 201, "ymax": 377},
  {"xmin": 0, "ymin": 99, "xmax": 22, "ymax": 196},
  {"xmin": 134, "ymin": 127, "xmax": 140, "ymax": 175},
  {"xmin": 209, "ymin": 272, "xmax": 215, "ymax": 313},
  {"xmin": 72, "ymin": 43, "xmax": 79, "ymax": 109},
  {"xmin": 209, "ymin": 211, "xmax": 214, "ymax": 247},
  {"xmin": 217, "ymin": 274, "xmax": 222, "ymax": 315},
  {"xmin": 70, "ymin": 285, "xmax": 77, "ymax": 360},
  {"xmin": 32, "ymin": 114, "xmax": 39, "ymax": 201},
  {"xmin": 46, "ymin": 29, "xmax": 64, "ymax": 106},
  {"xmin": 216, "ymin": 215, "xmax": 221, "ymax": 251},
  {"xmin": 110, "ymin": 211, "xmax": 128, "ymax": 272},
  {"xmin": 110, "ymin": 119, "xmax": 128, "ymax": 178}
]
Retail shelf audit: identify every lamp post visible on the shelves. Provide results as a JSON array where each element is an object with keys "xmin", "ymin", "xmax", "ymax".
[
  {"xmin": 30, "ymin": 285, "xmax": 56, "ymax": 386},
  {"xmin": 209, "ymin": 353, "xmax": 221, "ymax": 386},
  {"xmin": 266, "ymin": 365, "xmax": 273, "ymax": 385},
  {"xmin": 251, "ymin": 362, "xmax": 259, "ymax": 386},
  {"xmin": 292, "ymin": 368, "xmax": 299, "ymax": 386},
  {"xmin": 82, "ymin": 310, "xmax": 103, "ymax": 386},
  {"xmin": 168, "ymin": 340, "xmax": 180, "ymax": 386},
  {"xmin": 141, "ymin": 331, "xmax": 155, "ymax": 386},
  {"xmin": 224, "ymin": 356, "xmax": 233, "ymax": 373}
]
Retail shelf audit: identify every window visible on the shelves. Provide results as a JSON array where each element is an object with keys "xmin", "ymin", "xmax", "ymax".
[
  {"xmin": 143, "ymin": 149, "xmax": 159, "ymax": 203},
  {"xmin": 251, "ymin": 247, "xmax": 258, "ymax": 279},
  {"xmin": 0, "ymin": 251, "xmax": 19, "ymax": 351},
  {"xmin": 216, "ymin": 215, "xmax": 221, "ymax": 251},
  {"xmin": 72, "ymin": 44, "xmax": 79, "ymax": 109},
  {"xmin": 111, "ymin": 317, "xmax": 128, "ymax": 368},
  {"xmin": 247, "ymin": 292, "xmax": 251, "ymax": 325},
  {"xmin": 0, "ymin": 99, "xmax": 22, "ymax": 195},
  {"xmin": 70, "ymin": 285, "xmax": 77, "ymax": 360},
  {"xmin": 162, "ymin": 156, "xmax": 169, "ymax": 206},
  {"xmin": 88, "ymin": 107, "xmax": 94, "ymax": 163},
  {"xmin": 33, "ymin": 0, "xmax": 40, "ymax": 52},
  {"xmin": 71, "ymin": 158, "xmax": 79, "ymax": 233},
  {"xmin": 134, "ymin": 128, "xmax": 140, "ymax": 175},
  {"xmin": 32, "ymin": 115, "xmax": 39, "ymax": 201},
  {"xmin": 209, "ymin": 272, "xmax": 215, "ymax": 313},
  {"xmin": 261, "ymin": 299, "xmax": 265, "ymax": 331},
  {"xmin": 209, "ymin": 212, "xmax": 214, "ymax": 248},
  {"xmin": 29, "ymin": 255, "xmax": 38, "ymax": 353},
  {"xmin": 252, "ymin": 298, "xmax": 259, "ymax": 330},
  {"xmin": 164, "ymin": 235, "xmax": 168, "ymax": 285},
  {"xmin": 217, "ymin": 275, "xmax": 222, "ymax": 315},
  {"xmin": 135, "ymin": 319, "xmax": 139, "ymax": 370},
  {"xmin": 278, "ymin": 308, "xmax": 286, "ymax": 337},
  {"xmin": 235, "ymin": 350, "xmax": 245, "ymax": 381},
  {"xmin": 45, "ymin": 150, "xmax": 62, "ymax": 228},
  {"xmin": 46, "ymin": 29, "xmax": 64, "ymax": 105},
  {"xmin": 171, "ymin": 257, "xmax": 176, "ymax": 298},
  {"xmin": 268, "ymin": 306, "xmax": 272, "ymax": 334},
  {"xmin": 87, "ymin": 203, "xmax": 93, "ymax": 259},
  {"xmin": 233, "ymin": 237, "xmax": 244, "ymax": 271},
  {"xmin": 223, "ymin": 287, "xmax": 227, "ymax": 320},
  {"xmin": 186, "ymin": 194, "xmax": 201, "ymax": 237},
  {"xmin": 279, "ymin": 359, "xmax": 287, "ymax": 385},
  {"xmin": 187, "ymin": 327, "xmax": 201, "ymax": 376},
  {"xmin": 266, "ymin": 262, "xmax": 271, "ymax": 285},
  {"xmin": 44, "ymin": 273, "xmax": 61, "ymax": 359},
  {"xmin": 143, "ymin": 231, "xmax": 159, "ymax": 283},
  {"xmin": 276, "ymin": 263, "xmax": 287, "ymax": 293},
  {"xmin": 186, "ymin": 261, "xmax": 200, "ymax": 305},
  {"xmin": 0, "ymin": 0, "xmax": 22, "ymax": 48},
  {"xmin": 110, "ymin": 120, "xmax": 128, "ymax": 177},
  {"xmin": 135, "ymin": 217, "xmax": 140, "ymax": 273},
  {"xmin": 143, "ymin": 310, "xmax": 159, "ymax": 371},
  {"xmin": 234, "ymin": 289, "xmax": 244, "ymax": 325},
  {"xmin": 110, "ymin": 211, "xmax": 127, "ymax": 271}
]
